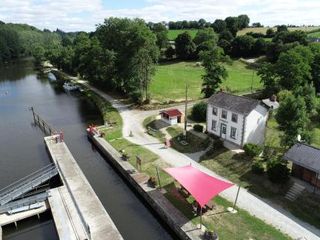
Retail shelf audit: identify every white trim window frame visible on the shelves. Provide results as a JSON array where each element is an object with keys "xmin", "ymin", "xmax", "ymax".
[
  {"xmin": 221, "ymin": 110, "xmax": 227, "ymax": 119},
  {"xmin": 230, "ymin": 127, "xmax": 237, "ymax": 139}
]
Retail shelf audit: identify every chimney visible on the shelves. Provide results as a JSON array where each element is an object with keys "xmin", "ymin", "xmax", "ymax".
[{"xmin": 270, "ymin": 94, "xmax": 277, "ymax": 102}]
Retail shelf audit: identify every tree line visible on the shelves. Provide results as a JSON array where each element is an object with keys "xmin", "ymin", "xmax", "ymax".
[
  {"xmin": 0, "ymin": 21, "xmax": 62, "ymax": 64},
  {"xmin": 162, "ymin": 15, "xmax": 250, "ymax": 32}
]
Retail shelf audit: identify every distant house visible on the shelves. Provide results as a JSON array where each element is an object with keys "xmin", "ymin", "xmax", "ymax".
[
  {"xmin": 206, "ymin": 92, "xmax": 269, "ymax": 147},
  {"xmin": 284, "ymin": 143, "xmax": 320, "ymax": 187},
  {"xmin": 160, "ymin": 109, "xmax": 184, "ymax": 125}
]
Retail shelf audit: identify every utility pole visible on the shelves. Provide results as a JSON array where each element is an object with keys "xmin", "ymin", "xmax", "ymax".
[{"xmin": 184, "ymin": 83, "xmax": 188, "ymax": 137}]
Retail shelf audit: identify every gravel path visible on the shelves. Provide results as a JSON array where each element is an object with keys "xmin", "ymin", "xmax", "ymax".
[{"xmin": 85, "ymin": 83, "xmax": 320, "ymax": 240}]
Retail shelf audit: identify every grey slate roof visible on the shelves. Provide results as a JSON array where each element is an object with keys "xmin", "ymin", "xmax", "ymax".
[
  {"xmin": 207, "ymin": 92, "xmax": 261, "ymax": 115},
  {"xmin": 284, "ymin": 143, "xmax": 320, "ymax": 172}
]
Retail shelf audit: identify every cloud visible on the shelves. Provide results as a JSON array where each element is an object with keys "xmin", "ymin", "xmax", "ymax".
[{"xmin": 0, "ymin": 0, "xmax": 319, "ymax": 32}]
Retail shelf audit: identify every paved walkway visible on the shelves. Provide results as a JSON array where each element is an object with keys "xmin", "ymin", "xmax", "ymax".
[{"xmin": 83, "ymin": 82, "xmax": 320, "ymax": 240}]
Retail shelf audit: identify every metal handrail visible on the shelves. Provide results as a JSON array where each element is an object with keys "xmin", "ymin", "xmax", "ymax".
[
  {"xmin": 0, "ymin": 192, "xmax": 48, "ymax": 214},
  {"xmin": 0, "ymin": 163, "xmax": 56, "ymax": 197}
]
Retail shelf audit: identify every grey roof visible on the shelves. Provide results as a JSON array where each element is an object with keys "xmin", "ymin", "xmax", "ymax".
[
  {"xmin": 208, "ymin": 92, "xmax": 261, "ymax": 115},
  {"xmin": 284, "ymin": 143, "xmax": 320, "ymax": 172}
]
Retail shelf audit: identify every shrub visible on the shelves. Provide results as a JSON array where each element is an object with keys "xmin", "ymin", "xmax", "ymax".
[
  {"xmin": 251, "ymin": 160, "xmax": 264, "ymax": 174},
  {"xmin": 193, "ymin": 124, "xmax": 204, "ymax": 132},
  {"xmin": 266, "ymin": 159, "xmax": 290, "ymax": 184},
  {"xmin": 191, "ymin": 101, "xmax": 207, "ymax": 122},
  {"xmin": 243, "ymin": 143, "xmax": 263, "ymax": 157},
  {"xmin": 212, "ymin": 139, "xmax": 224, "ymax": 149}
]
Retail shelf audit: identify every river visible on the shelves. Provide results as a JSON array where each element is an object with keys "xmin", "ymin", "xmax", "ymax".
[{"xmin": 0, "ymin": 59, "xmax": 174, "ymax": 240}]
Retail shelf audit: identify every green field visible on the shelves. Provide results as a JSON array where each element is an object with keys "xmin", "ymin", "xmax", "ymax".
[
  {"xmin": 150, "ymin": 60, "xmax": 262, "ymax": 102},
  {"xmin": 308, "ymin": 31, "xmax": 320, "ymax": 38},
  {"xmin": 237, "ymin": 26, "xmax": 320, "ymax": 36},
  {"xmin": 167, "ymin": 29, "xmax": 198, "ymax": 40}
]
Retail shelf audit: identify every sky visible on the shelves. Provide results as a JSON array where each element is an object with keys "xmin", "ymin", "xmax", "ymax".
[{"xmin": 0, "ymin": 0, "xmax": 319, "ymax": 32}]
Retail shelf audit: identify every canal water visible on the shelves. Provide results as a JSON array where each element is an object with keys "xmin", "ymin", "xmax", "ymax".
[{"xmin": 0, "ymin": 59, "xmax": 174, "ymax": 240}]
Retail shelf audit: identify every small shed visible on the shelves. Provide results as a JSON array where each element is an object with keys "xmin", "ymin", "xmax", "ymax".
[
  {"xmin": 284, "ymin": 143, "xmax": 320, "ymax": 187},
  {"xmin": 160, "ymin": 109, "xmax": 184, "ymax": 125}
]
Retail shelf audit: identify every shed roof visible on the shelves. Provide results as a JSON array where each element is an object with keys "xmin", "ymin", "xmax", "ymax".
[
  {"xmin": 208, "ymin": 92, "xmax": 261, "ymax": 115},
  {"xmin": 283, "ymin": 143, "xmax": 320, "ymax": 173},
  {"xmin": 160, "ymin": 108, "xmax": 183, "ymax": 117}
]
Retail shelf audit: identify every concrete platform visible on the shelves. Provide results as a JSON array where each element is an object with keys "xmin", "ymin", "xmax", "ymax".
[
  {"xmin": 0, "ymin": 201, "xmax": 48, "ymax": 226},
  {"xmin": 45, "ymin": 136, "xmax": 123, "ymax": 240},
  {"xmin": 48, "ymin": 187, "xmax": 87, "ymax": 240}
]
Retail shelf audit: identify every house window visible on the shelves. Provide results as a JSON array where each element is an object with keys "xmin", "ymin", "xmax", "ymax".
[
  {"xmin": 230, "ymin": 127, "xmax": 237, "ymax": 139},
  {"xmin": 231, "ymin": 113, "xmax": 238, "ymax": 123},
  {"xmin": 211, "ymin": 120, "xmax": 217, "ymax": 131},
  {"xmin": 221, "ymin": 110, "xmax": 227, "ymax": 119},
  {"xmin": 212, "ymin": 107, "xmax": 217, "ymax": 116}
]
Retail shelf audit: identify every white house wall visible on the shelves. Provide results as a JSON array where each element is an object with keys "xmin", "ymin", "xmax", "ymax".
[
  {"xmin": 243, "ymin": 105, "xmax": 268, "ymax": 145},
  {"xmin": 207, "ymin": 105, "xmax": 244, "ymax": 146}
]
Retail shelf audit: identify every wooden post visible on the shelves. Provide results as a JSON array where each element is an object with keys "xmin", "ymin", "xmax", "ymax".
[
  {"xmin": 199, "ymin": 206, "xmax": 202, "ymax": 229},
  {"xmin": 184, "ymin": 83, "xmax": 188, "ymax": 136},
  {"xmin": 156, "ymin": 167, "xmax": 161, "ymax": 189}
]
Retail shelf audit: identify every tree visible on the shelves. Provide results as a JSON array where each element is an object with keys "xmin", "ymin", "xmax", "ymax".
[
  {"xmin": 277, "ymin": 25, "xmax": 288, "ymax": 32},
  {"xmin": 96, "ymin": 18, "xmax": 159, "ymax": 101},
  {"xmin": 237, "ymin": 15, "xmax": 250, "ymax": 29},
  {"xmin": 266, "ymin": 28, "xmax": 275, "ymax": 38},
  {"xmin": 194, "ymin": 28, "xmax": 218, "ymax": 54},
  {"xmin": 258, "ymin": 62, "xmax": 280, "ymax": 96},
  {"xmin": 130, "ymin": 48, "xmax": 156, "ymax": 103},
  {"xmin": 252, "ymin": 22, "xmax": 263, "ymax": 27},
  {"xmin": 275, "ymin": 93, "xmax": 310, "ymax": 147},
  {"xmin": 175, "ymin": 32, "xmax": 196, "ymax": 60},
  {"xmin": 231, "ymin": 35, "xmax": 255, "ymax": 57},
  {"xmin": 191, "ymin": 101, "xmax": 207, "ymax": 122},
  {"xmin": 276, "ymin": 46, "xmax": 312, "ymax": 90},
  {"xmin": 267, "ymin": 158, "xmax": 290, "ymax": 184},
  {"xmin": 225, "ymin": 17, "xmax": 239, "ymax": 36},
  {"xmin": 200, "ymin": 47, "xmax": 227, "ymax": 97},
  {"xmin": 311, "ymin": 53, "xmax": 320, "ymax": 92},
  {"xmin": 165, "ymin": 46, "xmax": 175, "ymax": 60},
  {"xmin": 211, "ymin": 19, "xmax": 226, "ymax": 33},
  {"xmin": 273, "ymin": 30, "xmax": 307, "ymax": 45},
  {"xmin": 198, "ymin": 19, "xmax": 207, "ymax": 29},
  {"xmin": 253, "ymin": 38, "xmax": 267, "ymax": 56},
  {"xmin": 152, "ymin": 23, "xmax": 168, "ymax": 49}
]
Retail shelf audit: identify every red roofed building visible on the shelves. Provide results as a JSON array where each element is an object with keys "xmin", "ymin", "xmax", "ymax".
[{"xmin": 160, "ymin": 108, "xmax": 184, "ymax": 125}]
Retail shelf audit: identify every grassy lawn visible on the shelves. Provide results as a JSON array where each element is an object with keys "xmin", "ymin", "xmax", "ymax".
[
  {"xmin": 167, "ymin": 29, "xmax": 198, "ymax": 40},
  {"xmin": 308, "ymin": 31, "xmax": 320, "ymax": 38},
  {"xmin": 167, "ymin": 126, "xmax": 209, "ymax": 153},
  {"xmin": 150, "ymin": 60, "xmax": 262, "ymax": 102},
  {"xmin": 163, "ymin": 182, "xmax": 291, "ymax": 240}
]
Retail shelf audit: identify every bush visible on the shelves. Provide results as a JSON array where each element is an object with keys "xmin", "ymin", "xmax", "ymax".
[
  {"xmin": 243, "ymin": 143, "xmax": 262, "ymax": 157},
  {"xmin": 266, "ymin": 159, "xmax": 290, "ymax": 184},
  {"xmin": 212, "ymin": 139, "xmax": 224, "ymax": 149},
  {"xmin": 251, "ymin": 160, "xmax": 264, "ymax": 174},
  {"xmin": 191, "ymin": 101, "xmax": 207, "ymax": 122},
  {"xmin": 193, "ymin": 124, "xmax": 204, "ymax": 132}
]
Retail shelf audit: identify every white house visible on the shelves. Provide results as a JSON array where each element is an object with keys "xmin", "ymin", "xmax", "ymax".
[{"xmin": 206, "ymin": 92, "xmax": 269, "ymax": 147}]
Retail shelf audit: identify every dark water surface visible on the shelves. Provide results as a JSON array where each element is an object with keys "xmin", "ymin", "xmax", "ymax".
[{"xmin": 0, "ymin": 59, "xmax": 174, "ymax": 240}]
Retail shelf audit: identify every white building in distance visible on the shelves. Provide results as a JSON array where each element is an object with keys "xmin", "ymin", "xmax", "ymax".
[{"xmin": 206, "ymin": 92, "xmax": 269, "ymax": 147}]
